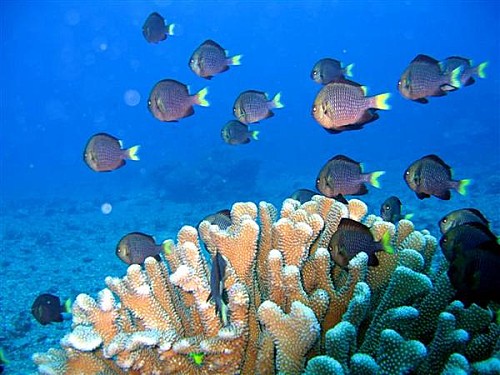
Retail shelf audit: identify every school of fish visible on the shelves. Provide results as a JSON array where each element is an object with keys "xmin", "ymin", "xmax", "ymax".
[{"xmin": 37, "ymin": 10, "xmax": 498, "ymax": 330}]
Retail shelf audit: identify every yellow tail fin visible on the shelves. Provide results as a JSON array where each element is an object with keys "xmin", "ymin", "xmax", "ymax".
[
  {"xmin": 477, "ymin": 61, "xmax": 488, "ymax": 78},
  {"xmin": 458, "ymin": 179, "xmax": 471, "ymax": 195},
  {"xmin": 127, "ymin": 145, "xmax": 140, "ymax": 161},
  {"xmin": 162, "ymin": 240, "xmax": 174, "ymax": 255},
  {"xmin": 449, "ymin": 66, "xmax": 463, "ymax": 89},
  {"xmin": 373, "ymin": 93, "xmax": 391, "ymax": 110},
  {"xmin": 381, "ymin": 230, "xmax": 395, "ymax": 254},
  {"xmin": 63, "ymin": 298, "xmax": 72, "ymax": 313},
  {"xmin": 370, "ymin": 171, "xmax": 385, "ymax": 188},
  {"xmin": 344, "ymin": 63, "xmax": 355, "ymax": 77},
  {"xmin": 195, "ymin": 87, "xmax": 210, "ymax": 107},
  {"xmin": 229, "ymin": 54, "xmax": 243, "ymax": 66},
  {"xmin": 167, "ymin": 23, "xmax": 175, "ymax": 36},
  {"xmin": 271, "ymin": 92, "xmax": 284, "ymax": 109}
]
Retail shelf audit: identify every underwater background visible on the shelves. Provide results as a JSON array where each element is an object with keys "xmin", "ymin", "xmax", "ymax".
[{"xmin": 0, "ymin": 0, "xmax": 499, "ymax": 373}]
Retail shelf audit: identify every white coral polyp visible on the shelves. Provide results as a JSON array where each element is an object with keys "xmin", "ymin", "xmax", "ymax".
[{"xmin": 65, "ymin": 325, "xmax": 102, "ymax": 351}]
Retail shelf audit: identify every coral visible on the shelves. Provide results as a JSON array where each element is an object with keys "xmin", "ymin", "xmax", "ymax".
[{"xmin": 32, "ymin": 196, "xmax": 499, "ymax": 374}]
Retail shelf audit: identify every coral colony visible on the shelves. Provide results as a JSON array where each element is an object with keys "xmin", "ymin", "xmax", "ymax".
[{"xmin": 33, "ymin": 196, "xmax": 499, "ymax": 374}]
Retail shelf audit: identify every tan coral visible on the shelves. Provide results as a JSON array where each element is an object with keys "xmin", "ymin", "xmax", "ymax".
[
  {"xmin": 395, "ymin": 219, "xmax": 415, "ymax": 247},
  {"xmin": 348, "ymin": 198, "xmax": 368, "ymax": 222},
  {"xmin": 34, "ymin": 196, "xmax": 438, "ymax": 375},
  {"xmin": 258, "ymin": 300, "xmax": 320, "ymax": 374}
]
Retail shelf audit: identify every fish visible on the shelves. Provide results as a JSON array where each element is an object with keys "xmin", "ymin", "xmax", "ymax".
[
  {"xmin": 447, "ymin": 242, "xmax": 500, "ymax": 308},
  {"xmin": 312, "ymin": 79, "xmax": 390, "ymax": 133},
  {"xmin": 289, "ymin": 189, "xmax": 348, "ymax": 205},
  {"xmin": 328, "ymin": 218, "xmax": 394, "ymax": 267},
  {"xmin": 233, "ymin": 90, "xmax": 284, "ymax": 124},
  {"xmin": 290, "ymin": 188, "xmax": 318, "ymax": 204},
  {"xmin": 189, "ymin": 40, "xmax": 242, "ymax": 79},
  {"xmin": 310, "ymin": 58, "xmax": 354, "ymax": 84},
  {"xmin": 221, "ymin": 120, "xmax": 259, "ymax": 145},
  {"xmin": 116, "ymin": 232, "xmax": 169, "ymax": 265},
  {"xmin": 397, "ymin": 54, "xmax": 462, "ymax": 103},
  {"xmin": 440, "ymin": 56, "xmax": 488, "ymax": 87},
  {"xmin": 403, "ymin": 154, "xmax": 471, "ymax": 200},
  {"xmin": 31, "ymin": 293, "xmax": 71, "ymax": 325},
  {"xmin": 198, "ymin": 209, "xmax": 232, "ymax": 230},
  {"xmin": 142, "ymin": 12, "xmax": 175, "ymax": 44},
  {"xmin": 148, "ymin": 79, "xmax": 209, "ymax": 122},
  {"xmin": 439, "ymin": 222, "xmax": 499, "ymax": 262},
  {"xmin": 380, "ymin": 196, "xmax": 413, "ymax": 223},
  {"xmin": 439, "ymin": 208, "xmax": 490, "ymax": 235},
  {"xmin": 316, "ymin": 155, "xmax": 385, "ymax": 200},
  {"xmin": 208, "ymin": 251, "xmax": 229, "ymax": 326},
  {"xmin": 83, "ymin": 133, "xmax": 140, "ymax": 172}
]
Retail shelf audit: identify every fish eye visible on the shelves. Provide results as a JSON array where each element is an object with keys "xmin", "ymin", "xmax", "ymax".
[
  {"xmin": 312, "ymin": 70, "xmax": 318, "ymax": 76},
  {"xmin": 148, "ymin": 100, "xmax": 152, "ymax": 107},
  {"xmin": 442, "ymin": 218, "xmax": 447, "ymax": 223},
  {"xmin": 405, "ymin": 171, "xmax": 410, "ymax": 175},
  {"xmin": 385, "ymin": 205, "xmax": 390, "ymax": 210},
  {"xmin": 312, "ymin": 105, "xmax": 317, "ymax": 113},
  {"xmin": 442, "ymin": 238, "xmax": 448, "ymax": 243}
]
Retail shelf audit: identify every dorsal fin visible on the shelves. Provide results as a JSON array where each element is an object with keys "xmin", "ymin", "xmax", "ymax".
[
  {"xmin": 331, "ymin": 154, "xmax": 360, "ymax": 165},
  {"xmin": 422, "ymin": 154, "xmax": 451, "ymax": 171},
  {"xmin": 446, "ymin": 56, "xmax": 471, "ymax": 66},
  {"xmin": 202, "ymin": 39, "xmax": 224, "ymax": 50},
  {"xmin": 216, "ymin": 209, "xmax": 231, "ymax": 219},
  {"xmin": 463, "ymin": 208, "xmax": 489, "ymax": 224},
  {"xmin": 330, "ymin": 77, "xmax": 363, "ymax": 87},
  {"xmin": 339, "ymin": 217, "xmax": 371, "ymax": 235},
  {"xmin": 243, "ymin": 89, "xmax": 266, "ymax": 96},
  {"xmin": 412, "ymin": 54, "xmax": 440, "ymax": 65},
  {"xmin": 462, "ymin": 222, "xmax": 498, "ymax": 244}
]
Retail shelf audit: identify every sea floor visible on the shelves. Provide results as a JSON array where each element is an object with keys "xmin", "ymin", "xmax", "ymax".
[{"xmin": 1, "ymin": 166, "xmax": 499, "ymax": 374}]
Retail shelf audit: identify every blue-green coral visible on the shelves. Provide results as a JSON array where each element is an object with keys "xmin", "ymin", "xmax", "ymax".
[{"xmin": 305, "ymin": 212, "xmax": 500, "ymax": 375}]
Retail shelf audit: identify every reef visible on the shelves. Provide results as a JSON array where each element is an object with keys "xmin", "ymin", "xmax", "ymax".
[{"xmin": 32, "ymin": 196, "xmax": 500, "ymax": 374}]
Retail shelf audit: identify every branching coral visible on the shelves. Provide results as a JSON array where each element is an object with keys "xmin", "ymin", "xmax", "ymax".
[{"xmin": 33, "ymin": 196, "xmax": 499, "ymax": 374}]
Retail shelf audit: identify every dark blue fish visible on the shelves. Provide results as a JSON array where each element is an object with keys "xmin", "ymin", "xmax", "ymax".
[
  {"xmin": 310, "ymin": 58, "xmax": 354, "ymax": 84},
  {"xmin": 316, "ymin": 155, "xmax": 385, "ymax": 198},
  {"xmin": 439, "ymin": 208, "xmax": 489, "ymax": 235},
  {"xmin": 31, "ymin": 293, "xmax": 71, "ymax": 325},
  {"xmin": 142, "ymin": 12, "xmax": 175, "ymax": 44},
  {"xmin": 380, "ymin": 196, "xmax": 413, "ymax": 223},
  {"xmin": 199, "ymin": 209, "xmax": 232, "ymax": 230},
  {"xmin": 439, "ymin": 222, "xmax": 499, "ymax": 262},
  {"xmin": 328, "ymin": 218, "xmax": 394, "ymax": 268},
  {"xmin": 403, "ymin": 154, "xmax": 471, "ymax": 200},
  {"xmin": 83, "ymin": 133, "xmax": 140, "ymax": 172},
  {"xmin": 116, "ymin": 232, "xmax": 166, "ymax": 265},
  {"xmin": 221, "ymin": 120, "xmax": 259, "ymax": 145},
  {"xmin": 448, "ymin": 241, "xmax": 500, "ymax": 308},
  {"xmin": 208, "ymin": 252, "xmax": 229, "ymax": 326}
]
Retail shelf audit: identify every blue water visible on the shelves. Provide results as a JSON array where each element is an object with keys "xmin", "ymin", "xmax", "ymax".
[{"xmin": 0, "ymin": 1, "xmax": 499, "ymax": 373}]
